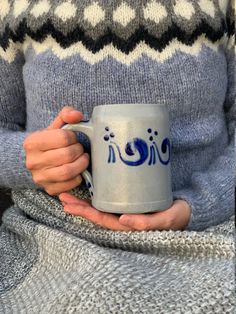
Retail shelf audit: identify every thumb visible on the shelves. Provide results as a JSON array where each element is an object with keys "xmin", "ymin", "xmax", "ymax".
[{"xmin": 47, "ymin": 106, "xmax": 84, "ymax": 129}]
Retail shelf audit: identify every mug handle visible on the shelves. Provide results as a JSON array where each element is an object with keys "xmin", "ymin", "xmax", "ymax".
[{"xmin": 62, "ymin": 121, "xmax": 94, "ymax": 197}]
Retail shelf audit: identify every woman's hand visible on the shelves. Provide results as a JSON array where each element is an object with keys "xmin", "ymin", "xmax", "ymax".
[
  {"xmin": 23, "ymin": 106, "xmax": 90, "ymax": 196},
  {"xmin": 59, "ymin": 193, "xmax": 191, "ymax": 231}
]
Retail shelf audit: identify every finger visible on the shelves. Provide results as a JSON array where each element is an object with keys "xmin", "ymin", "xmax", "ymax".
[
  {"xmin": 119, "ymin": 214, "xmax": 153, "ymax": 231},
  {"xmin": 43, "ymin": 176, "xmax": 83, "ymax": 196},
  {"xmin": 24, "ymin": 129, "xmax": 77, "ymax": 152},
  {"xmin": 33, "ymin": 153, "xmax": 89, "ymax": 183},
  {"xmin": 29, "ymin": 143, "xmax": 84, "ymax": 169},
  {"xmin": 64, "ymin": 204, "xmax": 133, "ymax": 231},
  {"xmin": 47, "ymin": 106, "xmax": 83, "ymax": 130},
  {"xmin": 59, "ymin": 193, "xmax": 91, "ymax": 206},
  {"xmin": 119, "ymin": 210, "xmax": 172, "ymax": 231}
]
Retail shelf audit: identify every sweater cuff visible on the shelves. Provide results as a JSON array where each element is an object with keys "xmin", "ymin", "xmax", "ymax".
[
  {"xmin": 173, "ymin": 188, "xmax": 214, "ymax": 231},
  {"xmin": 0, "ymin": 130, "xmax": 41, "ymax": 190}
]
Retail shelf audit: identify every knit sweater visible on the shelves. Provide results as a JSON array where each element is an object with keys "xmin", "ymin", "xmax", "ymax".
[
  {"xmin": 0, "ymin": 0, "xmax": 235, "ymax": 231},
  {"xmin": 0, "ymin": 189, "xmax": 235, "ymax": 313}
]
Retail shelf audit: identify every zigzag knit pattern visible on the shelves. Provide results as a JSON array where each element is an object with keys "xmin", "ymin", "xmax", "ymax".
[{"xmin": 0, "ymin": 0, "xmax": 234, "ymax": 64}]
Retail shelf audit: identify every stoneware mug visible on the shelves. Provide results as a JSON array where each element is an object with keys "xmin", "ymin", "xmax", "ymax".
[{"xmin": 62, "ymin": 103, "xmax": 173, "ymax": 214}]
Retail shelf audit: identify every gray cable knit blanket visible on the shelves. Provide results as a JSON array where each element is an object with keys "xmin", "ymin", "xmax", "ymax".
[{"xmin": 0, "ymin": 188, "xmax": 235, "ymax": 313}]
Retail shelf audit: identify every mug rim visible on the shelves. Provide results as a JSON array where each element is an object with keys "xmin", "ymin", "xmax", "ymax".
[{"xmin": 94, "ymin": 103, "xmax": 166, "ymax": 111}]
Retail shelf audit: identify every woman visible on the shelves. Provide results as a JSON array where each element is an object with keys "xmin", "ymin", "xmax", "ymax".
[{"xmin": 0, "ymin": 0, "xmax": 234, "ymax": 312}]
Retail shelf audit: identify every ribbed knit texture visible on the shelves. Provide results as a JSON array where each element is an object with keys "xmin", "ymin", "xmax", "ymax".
[
  {"xmin": 0, "ymin": 1, "xmax": 235, "ymax": 312},
  {"xmin": 0, "ymin": 189, "xmax": 235, "ymax": 313}
]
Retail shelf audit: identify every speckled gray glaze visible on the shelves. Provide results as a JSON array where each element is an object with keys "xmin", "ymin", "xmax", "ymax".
[{"xmin": 63, "ymin": 103, "xmax": 173, "ymax": 213}]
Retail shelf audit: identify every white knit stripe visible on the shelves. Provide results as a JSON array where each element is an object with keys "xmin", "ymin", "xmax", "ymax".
[
  {"xmin": 20, "ymin": 35, "xmax": 228, "ymax": 64},
  {"xmin": 0, "ymin": 34, "xmax": 231, "ymax": 64}
]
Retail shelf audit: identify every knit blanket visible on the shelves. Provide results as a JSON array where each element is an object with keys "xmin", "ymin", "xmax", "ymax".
[{"xmin": 0, "ymin": 188, "xmax": 235, "ymax": 313}]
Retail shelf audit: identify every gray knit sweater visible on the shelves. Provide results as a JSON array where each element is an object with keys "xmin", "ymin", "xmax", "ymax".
[
  {"xmin": 0, "ymin": 1, "xmax": 235, "ymax": 313},
  {"xmin": 0, "ymin": 0, "xmax": 234, "ymax": 231}
]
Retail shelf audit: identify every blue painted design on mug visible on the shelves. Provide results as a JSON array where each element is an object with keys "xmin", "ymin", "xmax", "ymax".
[
  {"xmin": 104, "ymin": 135, "xmax": 109, "ymax": 141},
  {"xmin": 104, "ymin": 127, "xmax": 170, "ymax": 167},
  {"xmin": 148, "ymin": 145, "xmax": 156, "ymax": 165},
  {"xmin": 125, "ymin": 142, "xmax": 135, "ymax": 156},
  {"xmin": 108, "ymin": 145, "xmax": 116, "ymax": 163},
  {"xmin": 153, "ymin": 138, "xmax": 171, "ymax": 165},
  {"xmin": 110, "ymin": 138, "xmax": 149, "ymax": 166}
]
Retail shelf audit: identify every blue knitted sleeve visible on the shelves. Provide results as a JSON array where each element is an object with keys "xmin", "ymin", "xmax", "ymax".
[
  {"xmin": 173, "ymin": 2, "xmax": 235, "ymax": 231},
  {"xmin": 0, "ymin": 48, "xmax": 39, "ymax": 189}
]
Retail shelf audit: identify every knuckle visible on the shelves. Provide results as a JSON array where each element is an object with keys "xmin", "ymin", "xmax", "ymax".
[
  {"xmin": 25, "ymin": 158, "xmax": 34, "ymax": 170},
  {"xmin": 23, "ymin": 138, "xmax": 34, "ymax": 151},
  {"xmin": 61, "ymin": 106, "xmax": 74, "ymax": 113},
  {"xmin": 80, "ymin": 153, "xmax": 90, "ymax": 166},
  {"xmin": 60, "ymin": 131, "xmax": 71, "ymax": 146},
  {"xmin": 62, "ymin": 148, "xmax": 76, "ymax": 163},
  {"xmin": 61, "ymin": 130, "xmax": 75, "ymax": 147},
  {"xmin": 77, "ymin": 143, "xmax": 84, "ymax": 156},
  {"xmin": 63, "ymin": 144, "xmax": 84, "ymax": 163},
  {"xmin": 60, "ymin": 106, "xmax": 77, "ymax": 121},
  {"xmin": 23, "ymin": 130, "xmax": 43, "ymax": 151}
]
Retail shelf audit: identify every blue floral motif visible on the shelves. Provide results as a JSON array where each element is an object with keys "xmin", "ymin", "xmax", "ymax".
[{"xmin": 103, "ymin": 127, "xmax": 170, "ymax": 166}]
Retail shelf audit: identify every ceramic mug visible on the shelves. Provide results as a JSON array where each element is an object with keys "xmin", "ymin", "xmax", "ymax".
[{"xmin": 62, "ymin": 103, "xmax": 173, "ymax": 214}]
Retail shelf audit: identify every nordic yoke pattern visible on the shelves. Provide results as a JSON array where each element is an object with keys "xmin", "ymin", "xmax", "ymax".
[{"xmin": 0, "ymin": 1, "xmax": 235, "ymax": 313}]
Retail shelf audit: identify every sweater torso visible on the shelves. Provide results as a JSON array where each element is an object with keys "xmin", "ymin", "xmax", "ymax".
[{"xmin": 0, "ymin": 0, "xmax": 234, "ymax": 230}]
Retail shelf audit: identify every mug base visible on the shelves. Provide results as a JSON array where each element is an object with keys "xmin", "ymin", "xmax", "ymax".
[{"xmin": 92, "ymin": 198, "xmax": 173, "ymax": 214}]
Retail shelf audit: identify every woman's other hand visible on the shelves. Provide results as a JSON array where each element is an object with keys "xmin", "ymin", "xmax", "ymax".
[
  {"xmin": 59, "ymin": 193, "xmax": 191, "ymax": 231},
  {"xmin": 23, "ymin": 106, "xmax": 89, "ymax": 195}
]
